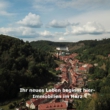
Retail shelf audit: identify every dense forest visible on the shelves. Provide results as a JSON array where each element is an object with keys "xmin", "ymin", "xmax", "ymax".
[
  {"xmin": 0, "ymin": 35, "xmax": 58, "ymax": 103},
  {"xmin": 75, "ymin": 39, "xmax": 110, "ymax": 57}
]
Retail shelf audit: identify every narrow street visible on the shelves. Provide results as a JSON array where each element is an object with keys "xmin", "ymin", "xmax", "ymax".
[{"xmin": 25, "ymin": 53, "xmax": 93, "ymax": 110}]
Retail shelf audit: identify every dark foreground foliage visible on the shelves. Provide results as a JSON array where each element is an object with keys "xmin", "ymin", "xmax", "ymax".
[{"xmin": 0, "ymin": 35, "xmax": 57, "ymax": 102}]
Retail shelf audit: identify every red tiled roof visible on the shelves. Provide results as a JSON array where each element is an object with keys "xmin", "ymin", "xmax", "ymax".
[
  {"xmin": 54, "ymin": 83, "xmax": 64, "ymax": 89},
  {"xmin": 72, "ymin": 76, "xmax": 76, "ymax": 83},
  {"xmin": 31, "ymin": 98, "xmax": 36, "ymax": 102},
  {"xmin": 26, "ymin": 100, "xmax": 31, "ymax": 105},
  {"xmin": 38, "ymin": 102, "xmax": 67, "ymax": 110},
  {"xmin": 32, "ymin": 99, "xmax": 41, "ymax": 106},
  {"xmin": 26, "ymin": 98, "xmax": 44, "ymax": 106},
  {"xmin": 61, "ymin": 67, "xmax": 67, "ymax": 72},
  {"xmin": 61, "ymin": 73, "xmax": 67, "ymax": 77},
  {"xmin": 79, "ymin": 67, "xmax": 86, "ymax": 71},
  {"xmin": 73, "ymin": 72, "xmax": 78, "ymax": 77}
]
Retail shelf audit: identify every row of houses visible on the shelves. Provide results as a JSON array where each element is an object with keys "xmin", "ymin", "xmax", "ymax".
[
  {"xmin": 25, "ymin": 82, "xmax": 67, "ymax": 110},
  {"xmin": 55, "ymin": 53, "xmax": 93, "ymax": 98}
]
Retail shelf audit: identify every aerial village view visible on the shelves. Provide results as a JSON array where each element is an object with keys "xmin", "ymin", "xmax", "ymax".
[
  {"xmin": 17, "ymin": 47, "xmax": 95, "ymax": 110},
  {"xmin": 0, "ymin": 0, "xmax": 110, "ymax": 110}
]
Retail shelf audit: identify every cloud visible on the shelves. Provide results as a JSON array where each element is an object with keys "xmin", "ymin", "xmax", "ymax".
[
  {"xmin": 39, "ymin": 30, "xmax": 54, "ymax": 38},
  {"xmin": 59, "ymin": 37, "xmax": 65, "ymax": 41},
  {"xmin": 48, "ymin": 20, "xmax": 79, "ymax": 28},
  {"xmin": 17, "ymin": 13, "xmax": 42, "ymax": 28},
  {"xmin": 0, "ymin": 1, "xmax": 9, "ymax": 9},
  {"xmin": 0, "ymin": 1, "xmax": 13, "ymax": 16},
  {"xmin": 65, "ymin": 22, "xmax": 106, "ymax": 35},
  {"xmin": 0, "ymin": 26, "xmax": 55, "ymax": 40},
  {"xmin": 0, "ymin": 26, "xmax": 42, "ymax": 39},
  {"xmin": 0, "ymin": 23, "xmax": 109, "ymax": 42},
  {"xmin": 49, "ymin": 20, "xmax": 70, "ymax": 28},
  {"xmin": 0, "ymin": 11, "xmax": 14, "ymax": 16}
]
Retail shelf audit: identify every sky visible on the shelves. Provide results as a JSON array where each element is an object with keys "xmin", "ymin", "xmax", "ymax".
[{"xmin": 0, "ymin": 0, "xmax": 110, "ymax": 42}]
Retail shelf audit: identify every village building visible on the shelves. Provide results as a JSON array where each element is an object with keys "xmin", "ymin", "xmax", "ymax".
[
  {"xmin": 38, "ymin": 102, "xmax": 67, "ymax": 110},
  {"xmin": 56, "ymin": 47, "xmax": 69, "ymax": 51},
  {"xmin": 25, "ymin": 52, "xmax": 94, "ymax": 110},
  {"xmin": 26, "ymin": 98, "xmax": 45, "ymax": 109}
]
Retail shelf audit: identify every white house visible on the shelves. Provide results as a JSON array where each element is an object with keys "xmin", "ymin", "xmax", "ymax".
[
  {"xmin": 26, "ymin": 98, "xmax": 39, "ymax": 109},
  {"xmin": 56, "ymin": 47, "xmax": 69, "ymax": 51}
]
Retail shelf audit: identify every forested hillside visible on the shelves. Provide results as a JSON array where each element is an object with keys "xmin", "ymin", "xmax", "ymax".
[
  {"xmin": 30, "ymin": 40, "xmax": 82, "ymax": 52},
  {"xmin": 75, "ymin": 39, "xmax": 110, "ymax": 57},
  {"xmin": 73, "ymin": 39, "xmax": 110, "ymax": 110},
  {"xmin": 0, "ymin": 35, "xmax": 57, "ymax": 102}
]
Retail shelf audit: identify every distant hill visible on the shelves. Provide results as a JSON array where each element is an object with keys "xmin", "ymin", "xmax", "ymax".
[
  {"xmin": 30, "ymin": 40, "xmax": 85, "ymax": 52},
  {"xmin": 75, "ymin": 38, "xmax": 110, "ymax": 57},
  {"xmin": 30, "ymin": 38, "xmax": 110, "ymax": 56}
]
